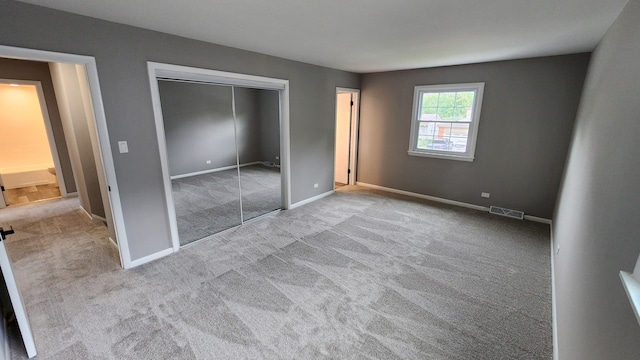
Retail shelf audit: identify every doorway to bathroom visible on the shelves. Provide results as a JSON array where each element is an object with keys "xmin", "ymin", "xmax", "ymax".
[{"xmin": 0, "ymin": 80, "xmax": 64, "ymax": 208}]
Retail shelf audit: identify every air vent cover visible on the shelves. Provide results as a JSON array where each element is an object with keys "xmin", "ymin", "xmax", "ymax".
[{"xmin": 489, "ymin": 206, "xmax": 524, "ymax": 220}]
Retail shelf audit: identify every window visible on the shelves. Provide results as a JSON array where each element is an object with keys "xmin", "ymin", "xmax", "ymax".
[{"xmin": 408, "ymin": 82, "xmax": 484, "ymax": 161}]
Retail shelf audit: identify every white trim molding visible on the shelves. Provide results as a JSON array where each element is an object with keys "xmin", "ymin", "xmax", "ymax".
[
  {"xmin": 620, "ymin": 253, "xmax": 640, "ymax": 327},
  {"xmin": 290, "ymin": 190, "xmax": 334, "ymax": 209},
  {"xmin": 355, "ymin": 182, "xmax": 552, "ymax": 224},
  {"xmin": 356, "ymin": 182, "xmax": 488, "ymax": 211},
  {"xmin": 127, "ymin": 248, "xmax": 174, "ymax": 268},
  {"xmin": 550, "ymin": 227, "xmax": 559, "ymax": 360}
]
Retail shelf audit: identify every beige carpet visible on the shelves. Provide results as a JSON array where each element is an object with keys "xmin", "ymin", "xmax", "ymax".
[{"xmin": 2, "ymin": 186, "xmax": 551, "ymax": 359}]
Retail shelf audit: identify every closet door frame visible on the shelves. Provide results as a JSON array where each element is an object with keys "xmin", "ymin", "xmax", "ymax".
[{"xmin": 147, "ymin": 62, "xmax": 291, "ymax": 252}]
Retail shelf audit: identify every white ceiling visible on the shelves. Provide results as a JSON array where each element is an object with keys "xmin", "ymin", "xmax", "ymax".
[{"xmin": 17, "ymin": 0, "xmax": 628, "ymax": 73}]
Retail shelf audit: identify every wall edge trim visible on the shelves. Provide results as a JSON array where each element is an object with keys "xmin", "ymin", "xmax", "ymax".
[
  {"xmin": 126, "ymin": 248, "xmax": 173, "ymax": 269},
  {"xmin": 290, "ymin": 190, "xmax": 334, "ymax": 209}
]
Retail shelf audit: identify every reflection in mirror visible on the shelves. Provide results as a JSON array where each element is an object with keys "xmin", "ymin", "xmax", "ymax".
[
  {"xmin": 235, "ymin": 87, "xmax": 282, "ymax": 221},
  {"xmin": 158, "ymin": 80, "xmax": 242, "ymax": 246}
]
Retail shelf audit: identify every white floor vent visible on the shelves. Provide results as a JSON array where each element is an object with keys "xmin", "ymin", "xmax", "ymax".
[{"xmin": 489, "ymin": 206, "xmax": 524, "ymax": 220}]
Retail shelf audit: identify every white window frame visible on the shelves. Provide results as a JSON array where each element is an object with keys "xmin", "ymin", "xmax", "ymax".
[{"xmin": 408, "ymin": 82, "xmax": 485, "ymax": 162}]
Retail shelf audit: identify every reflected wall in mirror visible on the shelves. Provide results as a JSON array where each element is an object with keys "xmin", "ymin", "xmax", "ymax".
[
  {"xmin": 158, "ymin": 80, "xmax": 241, "ymax": 245},
  {"xmin": 158, "ymin": 81, "xmax": 282, "ymax": 246},
  {"xmin": 235, "ymin": 87, "xmax": 281, "ymax": 221}
]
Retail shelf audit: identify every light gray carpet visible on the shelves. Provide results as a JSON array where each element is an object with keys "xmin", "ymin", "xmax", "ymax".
[
  {"xmin": 172, "ymin": 164, "xmax": 281, "ymax": 246},
  {"xmin": 2, "ymin": 185, "xmax": 551, "ymax": 359}
]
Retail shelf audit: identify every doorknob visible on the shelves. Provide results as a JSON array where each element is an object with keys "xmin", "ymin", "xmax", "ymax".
[{"xmin": 0, "ymin": 227, "xmax": 14, "ymax": 241}]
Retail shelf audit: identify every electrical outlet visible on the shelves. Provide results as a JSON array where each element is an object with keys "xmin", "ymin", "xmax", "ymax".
[
  {"xmin": 275, "ymin": 156, "xmax": 279, "ymax": 160},
  {"xmin": 206, "ymin": 160, "xmax": 211, "ymax": 164},
  {"xmin": 481, "ymin": 192, "xmax": 490, "ymax": 198},
  {"xmin": 314, "ymin": 183, "xmax": 319, "ymax": 189}
]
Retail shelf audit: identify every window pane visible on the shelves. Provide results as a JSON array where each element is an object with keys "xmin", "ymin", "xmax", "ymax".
[
  {"xmin": 450, "ymin": 122, "xmax": 470, "ymax": 152},
  {"xmin": 417, "ymin": 135, "xmax": 433, "ymax": 150},
  {"xmin": 420, "ymin": 107, "xmax": 439, "ymax": 121},
  {"xmin": 451, "ymin": 122, "xmax": 470, "ymax": 137},
  {"xmin": 457, "ymin": 106, "xmax": 473, "ymax": 122},
  {"xmin": 421, "ymin": 93, "xmax": 439, "ymax": 108},
  {"xmin": 438, "ymin": 92, "xmax": 456, "ymax": 107},
  {"xmin": 453, "ymin": 92, "xmax": 474, "ymax": 121},
  {"xmin": 432, "ymin": 92, "xmax": 452, "ymax": 121},
  {"xmin": 455, "ymin": 91, "xmax": 475, "ymax": 107},
  {"xmin": 419, "ymin": 121, "xmax": 436, "ymax": 137},
  {"xmin": 418, "ymin": 122, "xmax": 429, "ymax": 136},
  {"xmin": 451, "ymin": 138, "xmax": 468, "ymax": 152}
]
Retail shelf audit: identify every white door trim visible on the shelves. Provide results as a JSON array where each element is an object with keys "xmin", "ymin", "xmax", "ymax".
[
  {"xmin": 147, "ymin": 61, "xmax": 291, "ymax": 252},
  {"xmin": 335, "ymin": 87, "xmax": 360, "ymax": 187},
  {"xmin": 0, "ymin": 79, "xmax": 68, "ymax": 197},
  {"xmin": 0, "ymin": 45, "xmax": 129, "ymax": 268}
]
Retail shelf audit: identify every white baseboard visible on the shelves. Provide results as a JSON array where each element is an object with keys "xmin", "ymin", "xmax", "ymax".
[
  {"xmin": 524, "ymin": 215, "xmax": 553, "ymax": 225},
  {"xmin": 108, "ymin": 237, "xmax": 118, "ymax": 250},
  {"xmin": 79, "ymin": 206, "xmax": 92, "ymax": 220},
  {"xmin": 356, "ymin": 182, "xmax": 488, "ymax": 212},
  {"xmin": 125, "ymin": 247, "xmax": 173, "ymax": 269},
  {"xmin": 355, "ymin": 182, "xmax": 552, "ymax": 224},
  {"xmin": 65, "ymin": 192, "xmax": 78, "ymax": 198},
  {"xmin": 92, "ymin": 214, "xmax": 107, "ymax": 223},
  {"xmin": 550, "ymin": 226, "xmax": 559, "ymax": 360},
  {"xmin": 170, "ymin": 161, "xmax": 261, "ymax": 180},
  {"xmin": 289, "ymin": 190, "xmax": 334, "ymax": 209}
]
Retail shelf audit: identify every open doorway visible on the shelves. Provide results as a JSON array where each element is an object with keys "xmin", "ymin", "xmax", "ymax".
[
  {"xmin": 0, "ymin": 45, "xmax": 131, "ymax": 359},
  {"xmin": 0, "ymin": 80, "xmax": 66, "ymax": 207},
  {"xmin": 334, "ymin": 88, "xmax": 360, "ymax": 189},
  {"xmin": 0, "ymin": 45, "xmax": 130, "ymax": 267}
]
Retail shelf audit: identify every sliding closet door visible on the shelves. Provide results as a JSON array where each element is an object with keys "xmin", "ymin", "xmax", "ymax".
[
  {"xmin": 158, "ymin": 80, "xmax": 241, "ymax": 245},
  {"xmin": 235, "ymin": 87, "xmax": 282, "ymax": 221}
]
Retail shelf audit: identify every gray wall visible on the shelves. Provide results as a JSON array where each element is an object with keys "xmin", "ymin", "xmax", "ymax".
[
  {"xmin": 258, "ymin": 89, "xmax": 282, "ymax": 165},
  {"xmin": 49, "ymin": 62, "xmax": 105, "ymax": 218},
  {"xmin": 0, "ymin": 57, "xmax": 76, "ymax": 193},
  {"xmin": 0, "ymin": 1, "xmax": 359, "ymax": 260},
  {"xmin": 50, "ymin": 63, "xmax": 105, "ymax": 218},
  {"xmin": 358, "ymin": 54, "xmax": 590, "ymax": 219},
  {"xmin": 158, "ymin": 81, "xmax": 237, "ymax": 175},
  {"xmin": 553, "ymin": 0, "xmax": 640, "ymax": 358},
  {"xmin": 235, "ymin": 87, "xmax": 261, "ymax": 165}
]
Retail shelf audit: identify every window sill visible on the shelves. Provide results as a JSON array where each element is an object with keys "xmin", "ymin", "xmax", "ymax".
[{"xmin": 408, "ymin": 150, "xmax": 474, "ymax": 162}]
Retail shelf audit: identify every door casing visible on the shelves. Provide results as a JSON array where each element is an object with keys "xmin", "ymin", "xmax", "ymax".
[{"xmin": 334, "ymin": 87, "xmax": 360, "ymax": 188}]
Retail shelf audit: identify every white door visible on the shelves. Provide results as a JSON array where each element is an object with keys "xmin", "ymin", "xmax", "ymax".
[{"xmin": 0, "ymin": 232, "xmax": 36, "ymax": 358}]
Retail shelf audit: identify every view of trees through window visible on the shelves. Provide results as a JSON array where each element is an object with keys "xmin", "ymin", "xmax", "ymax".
[{"xmin": 417, "ymin": 90, "xmax": 475, "ymax": 152}]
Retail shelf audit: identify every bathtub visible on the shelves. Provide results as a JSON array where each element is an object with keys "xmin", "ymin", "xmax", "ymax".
[{"xmin": 0, "ymin": 165, "xmax": 57, "ymax": 189}]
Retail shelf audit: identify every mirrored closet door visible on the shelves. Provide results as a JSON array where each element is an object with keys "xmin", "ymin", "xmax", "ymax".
[
  {"xmin": 157, "ymin": 79, "xmax": 281, "ymax": 246},
  {"xmin": 234, "ymin": 87, "xmax": 282, "ymax": 221}
]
